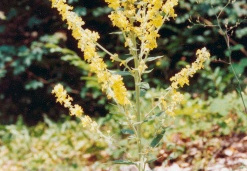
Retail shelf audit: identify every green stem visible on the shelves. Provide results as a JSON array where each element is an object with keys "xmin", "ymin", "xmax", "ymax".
[
  {"xmin": 130, "ymin": 33, "xmax": 143, "ymax": 171},
  {"xmin": 135, "ymin": 62, "xmax": 142, "ymax": 171}
]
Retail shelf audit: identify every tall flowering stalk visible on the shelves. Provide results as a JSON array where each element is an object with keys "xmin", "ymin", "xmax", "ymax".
[
  {"xmin": 50, "ymin": 0, "xmax": 130, "ymax": 106},
  {"xmin": 50, "ymin": 0, "xmax": 210, "ymax": 170}
]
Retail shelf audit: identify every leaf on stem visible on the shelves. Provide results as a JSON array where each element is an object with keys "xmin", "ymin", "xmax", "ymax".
[
  {"xmin": 143, "ymin": 68, "xmax": 154, "ymax": 74},
  {"xmin": 121, "ymin": 129, "xmax": 135, "ymax": 135},
  {"xmin": 150, "ymin": 127, "xmax": 167, "ymax": 148},
  {"xmin": 113, "ymin": 160, "xmax": 136, "ymax": 165},
  {"xmin": 146, "ymin": 56, "xmax": 164, "ymax": 62},
  {"xmin": 109, "ymin": 32, "xmax": 122, "ymax": 35},
  {"xmin": 125, "ymin": 56, "xmax": 134, "ymax": 63},
  {"xmin": 143, "ymin": 111, "xmax": 164, "ymax": 123},
  {"xmin": 139, "ymin": 82, "xmax": 150, "ymax": 90},
  {"xmin": 109, "ymin": 70, "xmax": 131, "ymax": 76}
]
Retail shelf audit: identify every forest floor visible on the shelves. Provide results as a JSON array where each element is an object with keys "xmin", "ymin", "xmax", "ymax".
[{"xmin": 121, "ymin": 133, "xmax": 247, "ymax": 171}]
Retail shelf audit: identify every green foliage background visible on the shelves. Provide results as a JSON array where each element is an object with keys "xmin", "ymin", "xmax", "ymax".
[{"xmin": 0, "ymin": 0, "xmax": 246, "ymax": 123}]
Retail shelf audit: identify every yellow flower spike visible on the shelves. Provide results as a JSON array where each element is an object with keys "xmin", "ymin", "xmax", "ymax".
[
  {"xmin": 52, "ymin": 84, "xmax": 99, "ymax": 132},
  {"xmin": 105, "ymin": 0, "xmax": 179, "ymax": 52},
  {"xmin": 50, "ymin": 0, "xmax": 130, "ymax": 106},
  {"xmin": 170, "ymin": 47, "xmax": 210, "ymax": 89},
  {"xmin": 52, "ymin": 84, "xmax": 84, "ymax": 117},
  {"xmin": 165, "ymin": 48, "xmax": 209, "ymax": 116}
]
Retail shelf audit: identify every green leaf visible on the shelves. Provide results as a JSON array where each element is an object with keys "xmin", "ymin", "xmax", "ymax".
[
  {"xmin": 143, "ymin": 111, "xmax": 164, "ymax": 123},
  {"xmin": 74, "ymin": 6, "xmax": 87, "ymax": 16},
  {"xmin": 109, "ymin": 70, "xmax": 131, "ymax": 76},
  {"xmin": 140, "ymin": 89, "xmax": 146, "ymax": 97},
  {"xmin": 121, "ymin": 129, "xmax": 134, "ymax": 135},
  {"xmin": 25, "ymin": 80, "xmax": 44, "ymax": 90},
  {"xmin": 0, "ymin": 26, "xmax": 5, "ymax": 33},
  {"xmin": 146, "ymin": 56, "xmax": 163, "ymax": 62},
  {"xmin": 231, "ymin": 59, "xmax": 247, "ymax": 75},
  {"xmin": 150, "ymin": 128, "xmax": 167, "ymax": 148},
  {"xmin": 125, "ymin": 56, "xmax": 134, "ymax": 63},
  {"xmin": 44, "ymin": 43, "xmax": 58, "ymax": 49},
  {"xmin": 27, "ymin": 16, "xmax": 42, "ymax": 29},
  {"xmin": 80, "ymin": 76, "xmax": 97, "ymax": 81},
  {"xmin": 231, "ymin": 44, "xmax": 244, "ymax": 51},
  {"xmin": 113, "ymin": 160, "xmax": 135, "ymax": 165},
  {"xmin": 143, "ymin": 68, "xmax": 154, "ymax": 74},
  {"xmin": 109, "ymin": 32, "xmax": 123, "ymax": 35},
  {"xmin": 92, "ymin": 7, "xmax": 111, "ymax": 17},
  {"xmin": 98, "ymin": 114, "xmax": 113, "ymax": 126},
  {"xmin": 236, "ymin": 27, "xmax": 247, "ymax": 38},
  {"xmin": 139, "ymin": 82, "xmax": 150, "ymax": 90},
  {"xmin": 209, "ymin": 98, "xmax": 231, "ymax": 116}
]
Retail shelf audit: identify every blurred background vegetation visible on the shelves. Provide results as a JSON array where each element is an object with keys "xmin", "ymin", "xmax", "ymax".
[
  {"xmin": 0, "ymin": 0, "xmax": 247, "ymax": 124},
  {"xmin": 0, "ymin": 0, "xmax": 247, "ymax": 170}
]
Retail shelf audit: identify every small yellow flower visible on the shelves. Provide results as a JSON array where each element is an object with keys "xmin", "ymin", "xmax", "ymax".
[
  {"xmin": 160, "ymin": 98, "xmax": 167, "ymax": 108},
  {"xmin": 80, "ymin": 115, "xmax": 98, "ymax": 131},
  {"xmin": 70, "ymin": 104, "xmax": 83, "ymax": 117},
  {"xmin": 138, "ymin": 60, "xmax": 148, "ymax": 76},
  {"xmin": 52, "ymin": 84, "xmax": 72, "ymax": 105}
]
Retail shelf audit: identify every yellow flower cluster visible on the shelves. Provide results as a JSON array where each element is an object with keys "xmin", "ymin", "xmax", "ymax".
[
  {"xmin": 170, "ymin": 47, "xmax": 210, "ymax": 89},
  {"xmin": 52, "ymin": 84, "xmax": 83, "ymax": 117},
  {"xmin": 105, "ymin": 0, "xmax": 178, "ymax": 51},
  {"xmin": 50, "ymin": 0, "xmax": 130, "ymax": 105},
  {"xmin": 159, "ymin": 48, "xmax": 210, "ymax": 116},
  {"xmin": 80, "ymin": 115, "xmax": 98, "ymax": 132},
  {"xmin": 111, "ymin": 75, "xmax": 130, "ymax": 104},
  {"xmin": 52, "ymin": 84, "xmax": 98, "ymax": 131}
]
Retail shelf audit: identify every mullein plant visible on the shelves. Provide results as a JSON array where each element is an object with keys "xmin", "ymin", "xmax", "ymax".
[{"xmin": 51, "ymin": 0, "xmax": 210, "ymax": 170}]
